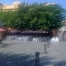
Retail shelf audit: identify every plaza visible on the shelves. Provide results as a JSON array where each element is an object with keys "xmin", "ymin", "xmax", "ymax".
[{"xmin": 0, "ymin": 39, "xmax": 66, "ymax": 66}]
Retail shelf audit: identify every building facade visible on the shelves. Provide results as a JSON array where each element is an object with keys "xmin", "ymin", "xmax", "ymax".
[
  {"xmin": 0, "ymin": 3, "xmax": 3, "ymax": 9},
  {"xmin": 0, "ymin": 1, "xmax": 21, "ymax": 11}
]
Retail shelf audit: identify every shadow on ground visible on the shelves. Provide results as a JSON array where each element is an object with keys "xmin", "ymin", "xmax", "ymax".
[
  {"xmin": 40, "ymin": 56, "xmax": 66, "ymax": 66},
  {"xmin": 0, "ymin": 52, "xmax": 56, "ymax": 66},
  {"xmin": 53, "ymin": 61, "xmax": 66, "ymax": 66},
  {"xmin": 0, "ymin": 53, "xmax": 35, "ymax": 66},
  {"xmin": 0, "ymin": 53, "xmax": 66, "ymax": 66},
  {"xmin": 0, "ymin": 43, "xmax": 11, "ymax": 48},
  {"xmin": 40, "ymin": 56, "xmax": 55, "ymax": 66},
  {"xmin": 0, "ymin": 41, "xmax": 20, "ymax": 48}
]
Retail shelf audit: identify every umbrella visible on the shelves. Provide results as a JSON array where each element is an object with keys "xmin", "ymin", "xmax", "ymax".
[{"xmin": 0, "ymin": 28, "xmax": 5, "ymax": 32}]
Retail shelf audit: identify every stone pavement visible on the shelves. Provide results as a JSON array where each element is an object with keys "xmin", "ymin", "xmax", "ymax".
[{"xmin": 0, "ymin": 40, "xmax": 66, "ymax": 66}]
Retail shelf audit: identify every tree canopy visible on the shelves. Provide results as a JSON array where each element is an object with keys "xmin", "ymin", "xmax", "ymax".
[{"xmin": 0, "ymin": 3, "xmax": 66, "ymax": 31}]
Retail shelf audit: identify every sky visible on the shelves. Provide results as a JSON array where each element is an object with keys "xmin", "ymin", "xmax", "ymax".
[{"xmin": 0, "ymin": 0, "xmax": 66, "ymax": 9}]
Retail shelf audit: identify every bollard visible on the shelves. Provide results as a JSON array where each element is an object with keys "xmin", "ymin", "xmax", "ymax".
[
  {"xmin": 62, "ymin": 32, "xmax": 65, "ymax": 41},
  {"xmin": 35, "ymin": 52, "xmax": 40, "ymax": 66},
  {"xmin": 44, "ymin": 44, "xmax": 47, "ymax": 54},
  {"xmin": 47, "ymin": 41, "xmax": 50, "ymax": 48}
]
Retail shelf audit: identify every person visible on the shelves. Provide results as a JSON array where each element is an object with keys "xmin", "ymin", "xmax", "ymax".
[
  {"xmin": 62, "ymin": 32, "xmax": 65, "ymax": 40},
  {"xmin": 50, "ymin": 29, "xmax": 56, "ymax": 37},
  {"xmin": 0, "ymin": 32, "xmax": 3, "ymax": 43}
]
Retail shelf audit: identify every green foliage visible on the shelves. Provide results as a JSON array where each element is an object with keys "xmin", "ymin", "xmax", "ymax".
[
  {"xmin": 0, "ymin": 11, "xmax": 19, "ymax": 29},
  {"xmin": 0, "ymin": 3, "xmax": 65, "ymax": 30}
]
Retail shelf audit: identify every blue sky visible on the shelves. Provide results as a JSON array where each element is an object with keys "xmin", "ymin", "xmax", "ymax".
[{"xmin": 0, "ymin": 0, "xmax": 66, "ymax": 9}]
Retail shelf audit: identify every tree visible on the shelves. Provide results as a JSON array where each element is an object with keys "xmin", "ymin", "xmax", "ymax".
[
  {"xmin": 17, "ymin": 3, "xmax": 66, "ymax": 30},
  {"xmin": 0, "ymin": 3, "xmax": 65, "ymax": 31},
  {"xmin": 0, "ymin": 10, "xmax": 18, "ymax": 28}
]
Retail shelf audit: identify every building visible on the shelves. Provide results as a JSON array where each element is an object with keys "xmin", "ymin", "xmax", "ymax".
[
  {"xmin": 0, "ymin": 1, "xmax": 56, "ymax": 11},
  {"xmin": 45, "ymin": 2, "xmax": 56, "ymax": 6},
  {"xmin": 0, "ymin": 1, "xmax": 21, "ymax": 11},
  {"xmin": 59, "ymin": 21, "xmax": 66, "ymax": 32},
  {"xmin": 0, "ymin": 3, "xmax": 3, "ymax": 9}
]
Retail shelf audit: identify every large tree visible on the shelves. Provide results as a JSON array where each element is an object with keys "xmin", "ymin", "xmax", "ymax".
[
  {"xmin": 17, "ymin": 3, "xmax": 66, "ymax": 30},
  {"xmin": 0, "ymin": 3, "xmax": 65, "ymax": 31}
]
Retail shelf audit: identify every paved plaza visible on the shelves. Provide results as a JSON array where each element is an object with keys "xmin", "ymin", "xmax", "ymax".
[{"xmin": 0, "ymin": 39, "xmax": 66, "ymax": 66}]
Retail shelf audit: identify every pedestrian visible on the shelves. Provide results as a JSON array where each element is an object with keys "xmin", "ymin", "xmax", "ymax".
[
  {"xmin": 0, "ymin": 32, "xmax": 3, "ymax": 43},
  {"xmin": 62, "ymin": 32, "xmax": 65, "ymax": 40}
]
